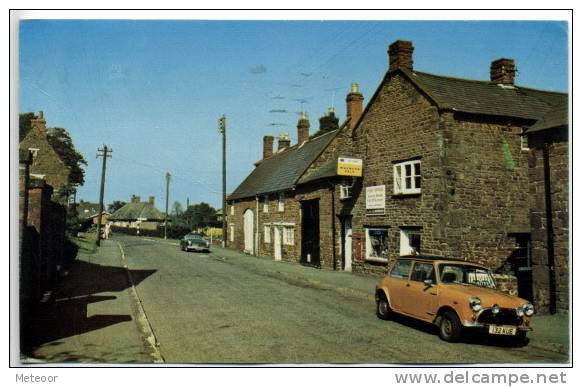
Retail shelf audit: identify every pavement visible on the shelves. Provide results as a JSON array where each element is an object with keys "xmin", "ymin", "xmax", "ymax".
[
  {"xmin": 20, "ymin": 234, "xmax": 570, "ymax": 364},
  {"xmin": 21, "ymin": 237, "xmax": 157, "ymax": 364}
]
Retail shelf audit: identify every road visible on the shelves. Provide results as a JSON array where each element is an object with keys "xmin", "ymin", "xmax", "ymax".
[{"xmin": 116, "ymin": 234, "xmax": 567, "ymax": 364}]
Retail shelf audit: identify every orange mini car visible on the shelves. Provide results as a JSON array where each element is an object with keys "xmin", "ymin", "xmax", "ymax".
[{"xmin": 375, "ymin": 255, "xmax": 534, "ymax": 343}]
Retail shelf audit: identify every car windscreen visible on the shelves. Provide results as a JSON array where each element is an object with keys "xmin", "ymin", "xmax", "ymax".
[{"xmin": 438, "ymin": 264, "xmax": 496, "ymax": 289}]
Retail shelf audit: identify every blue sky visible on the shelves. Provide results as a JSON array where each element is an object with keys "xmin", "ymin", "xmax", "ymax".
[{"xmin": 19, "ymin": 20, "xmax": 568, "ymax": 209}]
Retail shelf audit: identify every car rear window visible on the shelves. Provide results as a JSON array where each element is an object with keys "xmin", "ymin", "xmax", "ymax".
[{"xmin": 390, "ymin": 259, "xmax": 412, "ymax": 279}]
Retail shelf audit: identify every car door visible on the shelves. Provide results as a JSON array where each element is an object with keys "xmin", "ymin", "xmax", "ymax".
[
  {"xmin": 405, "ymin": 261, "xmax": 439, "ymax": 321},
  {"xmin": 386, "ymin": 259, "xmax": 412, "ymax": 312}
]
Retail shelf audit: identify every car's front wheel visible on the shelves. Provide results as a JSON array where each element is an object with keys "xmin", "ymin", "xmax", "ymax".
[
  {"xmin": 438, "ymin": 311, "xmax": 462, "ymax": 342},
  {"xmin": 376, "ymin": 293, "xmax": 392, "ymax": 320}
]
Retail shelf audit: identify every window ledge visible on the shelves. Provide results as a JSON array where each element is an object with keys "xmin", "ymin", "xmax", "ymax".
[
  {"xmin": 392, "ymin": 192, "xmax": 422, "ymax": 199},
  {"xmin": 365, "ymin": 257, "xmax": 389, "ymax": 264}
]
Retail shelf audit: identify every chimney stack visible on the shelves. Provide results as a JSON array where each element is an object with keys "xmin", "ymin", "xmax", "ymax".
[
  {"xmin": 318, "ymin": 107, "xmax": 340, "ymax": 134},
  {"xmin": 31, "ymin": 111, "xmax": 47, "ymax": 134},
  {"xmin": 263, "ymin": 135, "xmax": 274, "ymax": 159},
  {"xmin": 297, "ymin": 112, "xmax": 310, "ymax": 145},
  {"xmin": 388, "ymin": 40, "xmax": 414, "ymax": 72},
  {"xmin": 277, "ymin": 133, "xmax": 290, "ymax": 151},
  {"xmin": 131, "ymin": 195, "xmax": 141, "ymax": 204},
  {"xmin": 148, "ymin": 196, "xmax": 155, "ymax": 206},
  {"xmin": 346, "ymin": 83, "xmax": 364, "ymax": 130},
  {"xmin": 490, "ymin": 58, "xmax": 516, "ymax": 86}
]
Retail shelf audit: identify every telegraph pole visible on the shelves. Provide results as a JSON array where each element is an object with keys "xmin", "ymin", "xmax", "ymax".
[
  {"xmin": 96, "ymin": 145, "xmax": 112, "ymax": 246},
  {"xmin": 218, "ymin": 115, "xmax": 227, "ymax": 248},
  {"xmin": 164, "ymin": 172, "xmax": 171, "ymax": 239}
]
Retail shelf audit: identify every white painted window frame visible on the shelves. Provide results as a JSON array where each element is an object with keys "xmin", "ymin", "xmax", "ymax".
[
  {"xmin": 263, "ymin": 196, "xmax": 269, "ymax": 213},
  {"xmin": 278, "ymin": 192, "xmax": 285, "ymax": 212},
  {"xmin": 400, "ymin": 228, "xmax": 422, "ymax": 256},
  {"xmin": 393, "ymin": 160, "xmax": 421, "ymax": 195},
  {"xmin": 282, "ymin": 226, "xmax": 294, "ymax": 246}
]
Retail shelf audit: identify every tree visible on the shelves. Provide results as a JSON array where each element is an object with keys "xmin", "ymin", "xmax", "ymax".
[
  {"xmin": 182, "ymin": 202, "xmax": 218, "ymax": 229},
  {"xmin": 172, "ymin": 201, "xmax": 183, "ymax": 216},
  {"xmin": 47, "ymin": 127, "xmax": 87, "ymax": 187},
  {"xmin": 108, "ymin": 200, "xmax": 127, "ymax": 213}
]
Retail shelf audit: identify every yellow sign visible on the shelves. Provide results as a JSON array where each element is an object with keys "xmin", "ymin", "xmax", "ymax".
[{"xmin": 337, "ymin": 157, "xmax": 363, "ymax": 177}]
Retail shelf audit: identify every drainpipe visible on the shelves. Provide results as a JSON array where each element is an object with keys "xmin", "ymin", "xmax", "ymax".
[
  {"xmin": 329, "ymin": 183, "xmax": 337, "ymax": 271},
  {"xmin": 255, "ymin": 196, "xmax": 259, "ymax": 256},
  {"xmin": 542, "ymin": 142, "xmax": 557, "ymax": 314}
]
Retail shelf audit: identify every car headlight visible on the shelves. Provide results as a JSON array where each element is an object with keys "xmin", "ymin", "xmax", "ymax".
[
  {"xmin": 491, "ymin": 304, "xmax": 500, "ymax": 315},
  {"xmin": 469, "ymin": 296, "xmax": 482, "ymax": 312},
  {"xmin": 516, "ymin": 307, "xmax": 525, "ymax": 317},
  {"xmin": 523, "ymin": 303, "xmax": 534, "ymax": 317}
]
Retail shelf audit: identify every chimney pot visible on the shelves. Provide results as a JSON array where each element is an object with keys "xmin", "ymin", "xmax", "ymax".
[
  {"xmin": 277, "ymin": 133, "xmax": 291, "ymax": 151},
  {"xmin": 31, "ymin": 111, "xmax": 47, "ymax": 134},
  {"xmin": 346, "ymin": 82, "xmax": 364, "ymax": 130},
  {"xmin": 297, "ymin": 112, "xmax": 310, "ymax": 145},
  {"xmin": 263, "ymin": 135, "xmax": 274, "ymax": 159},
  {"xmin": 388, "ymin": 40, "xmax": 414, "ymax": 72},
  {"xmin": 490, "ymin": 58, "xmax": 516, "ymax": 85}
]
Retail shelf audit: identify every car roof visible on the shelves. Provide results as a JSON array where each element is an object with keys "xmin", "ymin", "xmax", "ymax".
[{"xmin": 396, "ymin": 255, "xmax": 487, "ymax": 267}]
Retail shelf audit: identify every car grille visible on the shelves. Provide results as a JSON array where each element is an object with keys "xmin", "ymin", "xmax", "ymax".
[{"xmin": 477, "ymin": 308, "xmax": 522, "ymax": 326}]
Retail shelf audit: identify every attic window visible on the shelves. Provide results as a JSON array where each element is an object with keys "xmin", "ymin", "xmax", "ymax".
[
  {"xmin": 278, "ymin": 193, "xmax": 285, "ymax": 212},
  {"xmin": 28, "ymin": 148, "xmax": 40, "ymax": 158},
  {"xmin": 521, "ymin": 130, "xmax": 529, "ymax": 151}
]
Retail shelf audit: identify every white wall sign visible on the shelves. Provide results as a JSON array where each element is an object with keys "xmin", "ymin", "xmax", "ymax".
[{"xmin": 366, "ymin": 185, "xmax": 386, "ymax": 215}]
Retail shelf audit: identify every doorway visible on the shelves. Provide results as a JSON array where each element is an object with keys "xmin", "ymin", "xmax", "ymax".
[
  {"xmin": 243, "ymin": 209, "xmax": 254, "ymax": 254},
  {"xmin": 273, "ymin": 226, "xmax": 282, "ymax": 261},
  {"xmin": 342, "ymin": 217, "xmax": 353, "ymax": 272},
  {"xmin": 301, "ymin": 200, "xmax": 320, "ymax": 267}
]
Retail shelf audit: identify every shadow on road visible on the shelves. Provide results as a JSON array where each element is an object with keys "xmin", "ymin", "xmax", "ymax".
[
  {"xmin": 388, "ymin": 313, "xmax": 529, "ymax": 349},
  {"xmin": 21, "ymin": 259, "xmax": 156, "ymax": 356}
]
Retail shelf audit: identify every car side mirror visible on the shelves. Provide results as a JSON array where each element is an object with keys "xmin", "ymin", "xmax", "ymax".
[{"xmin": 423, "ymin": 279, "xmax": 433, "ymax": 287}]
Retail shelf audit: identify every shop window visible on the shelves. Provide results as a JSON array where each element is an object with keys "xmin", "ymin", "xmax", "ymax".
[
  {"xmin": 400, "ymin": 228, "xmax": 421, "ymax": 256},
  {"xmin": 394, "ymin": 160, "xmax": 421, "ymax": 194},
  {"xmin": 365, "ymin": 228, "xmax": 389, "ymax": 262}
]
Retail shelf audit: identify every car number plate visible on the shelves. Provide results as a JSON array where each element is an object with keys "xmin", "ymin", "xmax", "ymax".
[{"xmin": 488, "ymin": 325, "xmax": 517, "ymax": 336}]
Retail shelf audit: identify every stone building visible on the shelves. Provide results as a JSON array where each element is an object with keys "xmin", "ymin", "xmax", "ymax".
[
  {"xmin": 348, "ymin": 40, "xmax": 567, "ymax": 306},
  {"xmin": 19, "ymin": 112, "xmax": 71, "ymax": 202},
  {"xmin": 526, "ymin": 103, "xmax": 569, "ymax": 313},
  {"xmin": 109, "ymin": 195, "xmax": 164, "ymax": 231},
  {"xmin": 226, "ymin": 85, "xmax": 365, "ymax": 270}
]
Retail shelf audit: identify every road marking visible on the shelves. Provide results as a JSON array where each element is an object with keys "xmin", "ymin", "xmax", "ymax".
[{"xmin": 116, "ymin": 241, "xmax": 164, "ymax": 363}]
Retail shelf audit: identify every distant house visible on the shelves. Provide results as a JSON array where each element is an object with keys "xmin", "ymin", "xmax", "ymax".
[
  {"xmin": 109, "ymin": 195, "xmax": 164, "ymax": 231},
  {"xmin": 76, "ymin": 200, "xmax": 110, "ymax": 226},
  {"xmin": 19, "ymin": 112, "xmax": 71, "ymax": 202}
]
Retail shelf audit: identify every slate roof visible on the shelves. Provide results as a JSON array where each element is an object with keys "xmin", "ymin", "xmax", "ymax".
[
  {"xmin": 408, "ymin": 71, "xmax": 567, "ymax": 121},
  {"xmin": 109, "ymin": 201, "xmax": 165, "ymax": 221},
  {"xmin": 228, "ymin": 130, "xmax": 338, "ymax": 200},
  {"xmin": 527, "ymin": 102, "xmax": 569, "ymax": 133},
  {"xmin": 297, "ymin": 159, "xmax": 337, "ymax": 185}
]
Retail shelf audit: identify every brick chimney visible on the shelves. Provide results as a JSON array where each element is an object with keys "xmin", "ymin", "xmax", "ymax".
[
  {"xmin": 148, "ymin": 196, "xmax": 155, "ymax": 206},
  {"xmin": 490, "ymin": 58, "xmax": 516, "ymax": 85},
  {"xmin": 263, "ymin": 135, "xmax": 274, "ymax": 159},
  {"xmin": 31, "ymin": 111, "xmax": 47, "ymax": 134},
  {"xmin": 277, "ymin": 133, "xmax": 290, "ymax": 151},
  {"xmin": 346, "ymin": 83, "xmax": 364, "ymax": 130},
  {"xmin": 388, "ymin": 40, "xmax": 414, "ymax": 72},
  {"xmin": 297, "ymin": 112, "xmax": 310, "ymax": 145},
  {"xmin": 131, "ymin": 195, "xmax": 140, "ymax": 204}
]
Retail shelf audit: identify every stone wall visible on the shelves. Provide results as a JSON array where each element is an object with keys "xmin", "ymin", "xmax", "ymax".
[
  {"xmin": 350, "ymin": 72, "xmax": 531, "ymax": 276},
  {"xmin": 528, "ymin": 127, "xmax": 569, "ymax": 313}
]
